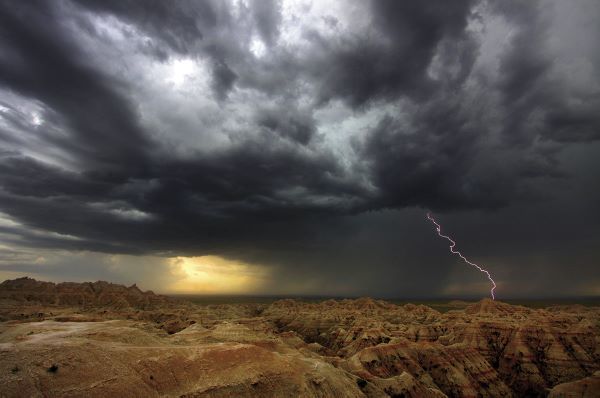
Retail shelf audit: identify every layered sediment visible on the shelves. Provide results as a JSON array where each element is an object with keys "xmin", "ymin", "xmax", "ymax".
[{"xmin": 0, "ymin": 278, "xmax": 598, "ymax": 397}]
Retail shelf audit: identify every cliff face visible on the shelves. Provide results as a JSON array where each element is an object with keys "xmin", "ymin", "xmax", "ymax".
[{"xmin": 0, "ymin": 278, "xmax": 598, "ymax": 397}]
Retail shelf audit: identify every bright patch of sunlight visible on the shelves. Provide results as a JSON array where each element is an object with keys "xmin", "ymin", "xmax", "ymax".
[
  {"xmin": 167, "ymin": 255, "xmax": 268, "ymax": 294},
  {"xmin": 165, "ymin": 58, "xmax": 198, "ymax": 87}
]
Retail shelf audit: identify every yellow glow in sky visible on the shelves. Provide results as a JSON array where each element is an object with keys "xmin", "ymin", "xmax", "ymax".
[{"xmin": 167, "ymin": 255, "xmax": 268, "ymax": 294}]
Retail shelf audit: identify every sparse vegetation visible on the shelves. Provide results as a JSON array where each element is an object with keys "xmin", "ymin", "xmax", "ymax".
[{"xmin": 47, "ymin": 364, "xmax": 59, "ymax": 373}]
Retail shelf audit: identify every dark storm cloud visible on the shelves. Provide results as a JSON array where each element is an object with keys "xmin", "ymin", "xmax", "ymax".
[
  {"xmin": 0, "ymin": 1, "xmax": 152, "ymax": 169},
  {"xmin": 256, "ymin": 106, "xmax": 315, "ymax": 145},
  {"xmin": 358, "ymin": 0, "xmax": 599, "ymax": 213},
  {"xmin": 250, "ymin": 0, "xmax": 282, "ymax": 47},
  {"xmin": 73, "ymin": 0, "xmax": 245, "ymax": 99},
  {"xmin": 0, "ymin": 143, "xmax": 367, "ymax": 255},
  {"xmin": 211, "ymin": 59, "xmax": 238, "ymax": 100},
  {"xmin": 0, "ymin": 0, "xmax": 599, "ymax": 296},
  {"xmin": 492, "ymin": 0, "xmax": 600, "ymax": 144},
  {"xmin": 307, "ymin": 0, "xmax": 476, "ymax": 108},
  {"xmin": 73, "ymin": 0, "xmax": 211, "ymax": 54}
]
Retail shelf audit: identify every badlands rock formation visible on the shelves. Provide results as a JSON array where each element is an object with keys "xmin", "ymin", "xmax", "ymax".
[{"xmin": 0, "ymin": 277, "xmax": 598, "ymax": 397}]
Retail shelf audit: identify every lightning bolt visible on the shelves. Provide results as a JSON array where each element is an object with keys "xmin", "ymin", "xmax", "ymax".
[{"xmin": 426, "ymin": 212, "xmax": 497, "ymax": 300}]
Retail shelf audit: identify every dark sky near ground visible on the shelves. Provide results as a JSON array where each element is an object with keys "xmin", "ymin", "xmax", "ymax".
[{"xmin": 0, "ymin": 0, "xmax": 598, "ymax": 298}]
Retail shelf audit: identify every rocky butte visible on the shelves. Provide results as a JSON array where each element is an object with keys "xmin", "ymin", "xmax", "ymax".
[{"xmin": 0, "ymin": 277, "xmax": 598, "ymax": 397}]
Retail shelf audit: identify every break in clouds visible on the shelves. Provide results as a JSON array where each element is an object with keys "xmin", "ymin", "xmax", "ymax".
[{"xmin": 0, "ymin": 0, "xmax": 599, "ymax": 297}]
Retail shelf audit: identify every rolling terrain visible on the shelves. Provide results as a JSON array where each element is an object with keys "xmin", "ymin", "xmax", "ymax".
[{"xmin": 0, "ymin": 277, "xmax": 598, "ymax": 397}]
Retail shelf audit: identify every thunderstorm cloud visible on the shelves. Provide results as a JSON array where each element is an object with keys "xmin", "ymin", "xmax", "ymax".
[{"xmin": 0, "ymin": 0, "xmax": 599, "ymax": 297}]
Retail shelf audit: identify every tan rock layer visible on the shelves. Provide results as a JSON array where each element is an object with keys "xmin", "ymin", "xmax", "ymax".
[{"xmin": 1, "ymin": 278, "xmax": 598, "ymax": 397}]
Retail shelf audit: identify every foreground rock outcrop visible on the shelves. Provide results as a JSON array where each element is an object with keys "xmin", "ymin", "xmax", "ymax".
[{"xmin": 0, "ymin": 278, "xmax": 598, "ymax": 397}]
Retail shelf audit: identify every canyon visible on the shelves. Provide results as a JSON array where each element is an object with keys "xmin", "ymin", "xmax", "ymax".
[{"xmin": 0, "ymin": 277, "xmax": 598, "ymax": 397}]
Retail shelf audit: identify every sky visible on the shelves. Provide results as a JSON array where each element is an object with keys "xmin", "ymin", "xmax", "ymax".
[{"xmin": 0, "ymin": 0, "xmax": 599, "ymax": 298}]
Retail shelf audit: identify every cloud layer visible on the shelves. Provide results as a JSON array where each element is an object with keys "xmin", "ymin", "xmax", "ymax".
[{"xmin": 0, "ymin": 0, "xmax": 599, "ymax": 297}]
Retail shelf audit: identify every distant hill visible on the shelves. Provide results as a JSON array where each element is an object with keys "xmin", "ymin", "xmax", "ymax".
[{"xmin": 0, "ymin": 276, "xmax": 177, "ymax": 310}]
